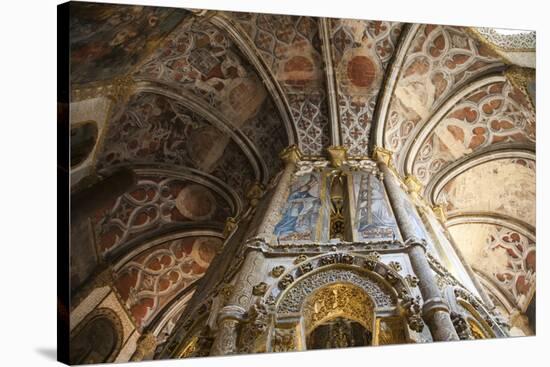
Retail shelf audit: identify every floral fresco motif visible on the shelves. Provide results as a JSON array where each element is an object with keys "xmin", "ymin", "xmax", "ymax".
[
  {"xmin": 96, "ymin": 92, "xmax": 255, "ymax": 199},
  {"xmin": 114, "ymin": 236, "xmax": 223, "ymax": 328},
  {"xmin": 92, "ymin": 174, "xmax": 231, "ymax": 254},
  {"xmin": 331, "ymin": 20, "xmax": 404, "ymax": 155},
  {"xmin": 413, "ymin": 81, "xmax": 535, "ymax": 185},
  {"xmin": 385, "ymin": 25, "xmax": 503, "ymax": 163},
  {"xmin": 450, "ymin": 223, "xmax": 535, "ymax": 310},
  {"xmin": 230, "ymin": 13, "xmax": 330, "ymax": 155}
]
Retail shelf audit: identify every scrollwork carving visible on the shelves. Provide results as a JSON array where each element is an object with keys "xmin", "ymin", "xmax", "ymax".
[
  {"xmin": 272, "ymin": 328, "xmax": 297, "ymax": 352},
  {"xmin": 238, "ymin": 301, "xmax": 270, "ymax": 353}
]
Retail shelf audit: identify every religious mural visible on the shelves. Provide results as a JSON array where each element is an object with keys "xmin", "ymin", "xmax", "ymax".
[
  {"xmin": 274, "ymin": 173, "xmax": 322, "ymax": 241},
  {"xmin": 354, "ymin": 172, "xmax": 400, "ymax": 241},
  {"xmin": 62, "ymin": 1, "xmax": 536, "ymax": 364}
]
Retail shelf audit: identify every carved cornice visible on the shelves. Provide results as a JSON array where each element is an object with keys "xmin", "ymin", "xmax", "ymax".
[
  {"xmin": 505, "ymin": 65, "xmax": 536, "ymax": 109},
  {"xmin": 71, "ymin": 75, "xmax": 137, "ymax": 103}
]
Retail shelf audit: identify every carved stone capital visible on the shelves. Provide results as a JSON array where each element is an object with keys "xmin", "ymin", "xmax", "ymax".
[
  {"xmin": 246, "ymin": 182, "xmax": 265, "ymax": 208},
  {"xmin": 217, "ymin": 305, "xmax": 247, "ymax": 324},
  {"xmin": 431, "ymin": 204, "xmax": 447, "ymax": 223}
]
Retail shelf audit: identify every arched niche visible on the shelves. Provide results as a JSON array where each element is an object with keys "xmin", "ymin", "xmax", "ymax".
[
  {"xmin": 302, "ymin": 283, "xmax": 375, "ymax": 349},
  {"xmin": 457, "ymin": 300, "xmax": 496, "ymax": 339},
  {"xmin": 264, "ymin": 253, "xmax": 417, "ymax": 352},
  {"xmin": 69, "ymin": 308, "xmax": 123, "ymax": 364}
]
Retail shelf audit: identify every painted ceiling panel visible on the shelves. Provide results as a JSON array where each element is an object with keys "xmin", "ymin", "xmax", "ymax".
[
  {"xmin": 331, "ymin": 19, "xmax": 404, "ymax": 156},
  {"xmin": 114, "ymin": 235, "xmax": 222, "ymax": 329},
  {"xmin": 449, "ymin": 223, "xmax": 535, "ymax": 310},
  {"xmin": 230, "ymin": 12, "xmax": 330, "ymax": 155},
  {"xmin": 438, "ymin": 158, "xmax": 535, "ymax": 226},
  {"xmin": 413, "ymin": 81, "xmax": 535, "ymax": 185},
  {"xmin": 384, "ymin": 25, "xmax": 503, "ymax": 164},
  {"xmin": 70, "ymin": 2, "xmax": 188, "ymax": 84}
]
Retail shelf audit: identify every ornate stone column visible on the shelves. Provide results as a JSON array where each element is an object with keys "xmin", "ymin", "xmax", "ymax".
[
  {"xmin": 254, "ymin": 145, "xmax": 302, "ymax": 238},
  {"xmin": 210, "ymin": 249, "xmax": 267, "ymax": 355},
  {"xmin": 209, "ymin": 306, "xmax": 245, "ymax": 356},
  {"xmin": 374, "ymin": 149, "xmax": 459, "ymax": 342}
]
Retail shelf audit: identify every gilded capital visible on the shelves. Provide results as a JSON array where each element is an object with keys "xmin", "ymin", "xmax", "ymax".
[
  {"xmin": 246, "ymin": 182, "xmax": 265, "ymax": 207},
  {"xmin": 223, "ymin": 217, "xmax": 238, "ymax": 238},
  {"xmin": 279, "ymin": 145, "xmax": 302, "ymax": 165},
  {"xmin": 431, "ymin": 204, "xmax": 447, "ymax": 223},
  {"xmin": 327, "ymin": 146, "xmax": 347, "ymax": 168},
  {"xmin": 372, "ymin": 146, "xmax": 394, "ymax": 166},
  {"xmin": 130, "ymin": 332, "xmax": 158, "ymax": 361},
  {"xmin": 404, "ymin": 175, "xmax": 422, "ymax": 195}
]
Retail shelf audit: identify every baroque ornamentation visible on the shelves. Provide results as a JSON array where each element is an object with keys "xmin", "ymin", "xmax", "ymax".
[
  {"xmin": 302, "ymin": 283, "xmax": 375, "ymax": 333},
  {"xmin": 272, "ymin": 327, "xmax": 297, "ymax": 352}
]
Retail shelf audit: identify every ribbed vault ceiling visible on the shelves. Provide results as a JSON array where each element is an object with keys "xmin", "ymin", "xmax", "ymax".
[{"xmin": 70, "ymin": 2, "xmax": 536, "ymax": 328}]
